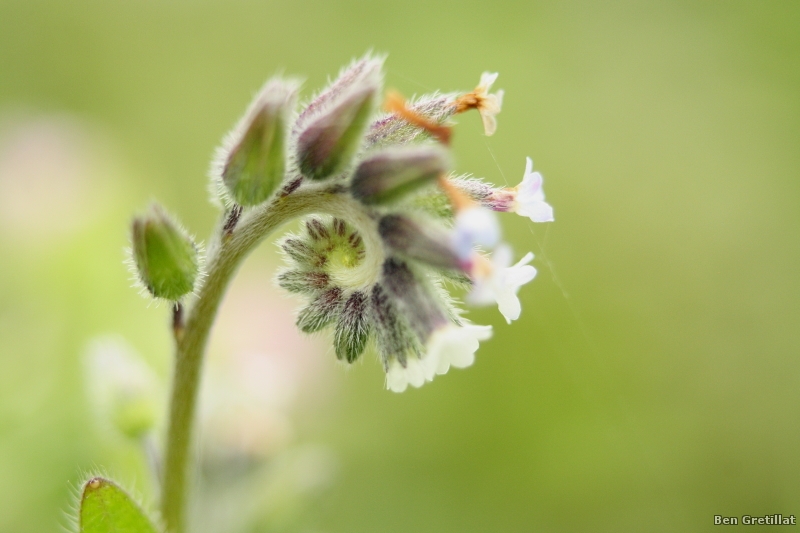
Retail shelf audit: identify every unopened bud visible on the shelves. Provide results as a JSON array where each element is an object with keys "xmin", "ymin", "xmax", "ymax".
[
  {"xmin": 222, "ymin": 78, "xmax": 298, "ymax": 206},
  {"xmin": 131, "ymin": 205, "xmax": 198, "ymax": 301},
  {"xmin": 296, "ymin": 77, "xmax": 380, "ymax": 180},
  {"xmin": 85, "ymin": 337, "xmax": 161, "ymax": 440},
  {"xmin": 380, "ymin": 258, "xmax": 447, "ymax": 341},
  {"xmin": 351, "ymin": 145, "xmax": 450, "ymax": 205},
  {"xmin": 378, "ymin": 214, "xmax": 461, "ymax": 270},
  {"xmin": 334, "ymin": 291, "xmax": 370, "ymax": 363},
  {"xmin": 297, "ymin": 287, "xmax": 344, "ymax": 333}
]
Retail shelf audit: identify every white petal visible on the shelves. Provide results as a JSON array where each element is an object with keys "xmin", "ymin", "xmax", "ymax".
[
  {"xmin": 517, "ymin": 200, "xmax": 554, "ymax": 223},
  {"xmin": 514, "ymin": 252, "xmax": 534, "ymax": 267},
  {"xmin": 506, "ymin": 264, "xmax": 537, "ymax": 288},
  {"xmin": 405, "ymin": 357, "xmax": 426, "ymax": 388},
  {"xmin": 519, "ymin": 172, "xmax": 544, "ymax": 201},
  {"xmin": 478, "ymin": 72, "xmax": 499, "ymax": 91},
  {"xmin": 481, "ymin": 112, "xmax": 498, "ymax": 136},
  {"xmin": 466, "ymin": 278, "xmax": 495, "ymax": 306},
  {"xmin": 497, "ymin": 292, "xmax": 522, "ymax": 324},
  {"xmin": 494, "ymin": 89, "xmax": 504, "ymax": 111},
  {"xmin": 453, "ymin": 207, "xmax": 501, "ymax": 259},
  {"xmin": 491, "ymin": 244, "xmax": 514, "ymax": 269},
  {"xmin": 386, "ymin": 360, "xmax": 409, "ymax": 393},
  {"xmin": 515, "ymin": 161, "xmax": 554, "ymax": 222},
  {"xmin": 420, "ymin": 351, "xmax": 439, "ymax": 381},
  {"xmin": 426, "ymin": 323, "xmax": 492, "ymax": 376}
]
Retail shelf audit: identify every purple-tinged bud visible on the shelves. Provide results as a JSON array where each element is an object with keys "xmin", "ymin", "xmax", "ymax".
[
  {"xmin": 334, "ymin": 291, "xmax": 371, "ymax": 363},
  {"xmin": 294, "ymin": 54, "xmax": 384, "ymax": 135},
  {"xmin": 351, "ymin": 145, "xmax": 450, "ymax": 205},
  {"xmin": 380, "ymin": 258, "xmax": 448, "ymax": 341},
  {"xmin": 221, "ymin": 78, "xmax": 299, "ymax": 206},
  {"xmin": 365, "ymin": 93, "xmax": 457, "ymax": 149},
  {"xmin": 296, "ymin": 82, "xmax": 379, "ymax": 180},
  {"xmin": 131, "ymin": 205, "xmax": 198, "ymax": 301},
  {"xmin": 276, "ymin": 270, "xmax": 329, "ymax": 294},
  {"xmin": 378, "ymin": 214, "xmax": 462, "ymax": 270},
  {"xmin": 370, "ymin": 283, "xmax": 418, "ymax": 369},
  {"xmin": 297, "ymin": 287, "xmax": 344, "ymax": 333}
]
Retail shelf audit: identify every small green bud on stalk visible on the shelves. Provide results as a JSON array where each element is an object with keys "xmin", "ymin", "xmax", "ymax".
[
  {"xmin": 132, "ymin": 205, "xmax": 199, "ymax": 301},
  {"xmin": 222, "ymin": 78, "xmax": 298, "ymax": 206},
  {"xmin": 297, "ymin": 82, "xmax": 379, "ymax": 180},
  {"xmin": 351, "ymin": 145, "xmax": 450, "ymax": 205},
  {"xmin": 85, "ymin": 337, "xmax": 161, "ymax": 441}
]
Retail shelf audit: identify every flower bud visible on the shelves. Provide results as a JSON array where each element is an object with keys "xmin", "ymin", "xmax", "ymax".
[
  {"xmin": 131, "ymin": 205, "xmax": 199, "ymax": 301},
  {"xmin": 380, "ymin": 258, "xmax": 447, "ymax": 341},
  {"xmin": 350, "ymin": 145, "xmax": 450, "ymax": 205},
  {"xmin": 296, "ymin": 76, "xmax": 380, "ymax": 180},
  {"xmin": 296, "ymin": 287, "xmax": 344, "ymax": 333},
  {"xmin": 334, "ymin": 291, "xmax": 370, "ymax": 363},
  {"xmin": 378, "ymin": 214, "xmax": 461, "ymax": 270},
  {"xmin": 365, "ymin": 94, "xmax": 457, "ymax": 149},
  {"xmin": 85, "ymin": 337, "xmax": 161, "ymax": 440},
  {"xmin": 221, "ymin": 78, "xmax": 298, "ymax": 206}
]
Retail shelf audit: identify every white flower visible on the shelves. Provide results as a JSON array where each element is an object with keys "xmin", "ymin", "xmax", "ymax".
[
  {"xmin": 385, "ymin": 322, "xmax": 492, "ymax": 392},
  {"xmin": 514, "ymin": 157, "xmax": 554, "ymax": 222},
  {"xmin": 422, "ymin": 322, "xmax": 493, "ymax": 379},
  {"xmin": 468, "ymin": 245, "xmax": 537, "ymax": 324},
  {"xmin": 386, "ymin": 356, "xmax": 427, "ymax": 393},
  {"xmin": 452, "ymin": 205, "xmax": 501, "ymax": 261},
  {"xmin": 474, "ymin": 72, "xmax": 504, "ymax": 136}
]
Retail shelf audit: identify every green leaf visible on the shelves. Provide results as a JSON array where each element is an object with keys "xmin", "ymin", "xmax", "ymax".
[{"xmin": 79, "ymin": 477, "xmax": 159, "ymax": 533}]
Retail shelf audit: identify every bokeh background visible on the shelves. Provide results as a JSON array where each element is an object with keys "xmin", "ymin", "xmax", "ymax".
[{"xmin": 1, "ymin": 1, "xmax": 799, "ymax": 532}]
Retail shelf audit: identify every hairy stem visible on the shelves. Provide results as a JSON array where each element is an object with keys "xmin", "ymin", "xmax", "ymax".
[{"xmin": 160, "ymin": 186, "xmax": 380, "ymax": 533}]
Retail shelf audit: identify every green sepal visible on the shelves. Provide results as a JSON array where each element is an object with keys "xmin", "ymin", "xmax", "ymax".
[
  {"xmin": 79, "ymin": 477, "xmax": 159, "ymax": 533},
  {"xmin": 131, "ymin": 205, "xmax": 198, "ymax": 301}
]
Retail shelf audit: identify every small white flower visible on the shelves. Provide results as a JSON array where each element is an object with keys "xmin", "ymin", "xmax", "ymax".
[
  {"xmin": 386, "ymin": 356, "xmax": 427, "ymax": 393},
  {"xmin": 422, "ymin": 322, "xmax": 493, "ymax": 379},
  {"xmin": 474, "ymin": 72, "xmax": 504, "ymax": 136},
  {"xmin": 514, "ymin": 157, "xmax": 554, "ymax": 223},
  {"xmin": 468, "ymin": 245, "xmax": 537, "ymax": 324},
  {"xmin": 452, "ymin": 205, "xmax": 501, "ymax": 261},
  {"xmin": 385, "ymin": 323, "xmax": 492, "ymax": 392}
]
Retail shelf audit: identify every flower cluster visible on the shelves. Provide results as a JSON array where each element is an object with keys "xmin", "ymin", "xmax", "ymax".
[{"xmin": 207, "ymin": 54, "xmax": 554, "ymax": 392}]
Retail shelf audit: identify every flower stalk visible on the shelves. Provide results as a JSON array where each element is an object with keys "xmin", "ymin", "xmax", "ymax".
[{"xmin": 161, "ymin": 188, "xmax": 384, "ymax": 532}]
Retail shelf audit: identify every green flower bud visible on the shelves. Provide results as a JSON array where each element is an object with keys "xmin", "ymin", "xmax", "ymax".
[
  {"xmin": 221, "ymin": 78, "xmax": 298, "ymax": 206},
  {"xmin": 296, "ymin": 73, "xmax": 380, "ymax": 180},
  {"xmin": 350, "ymin": 145, "xmax": 450, "ymax": 205},
  {"xmin": 131, "ymin": 205, "xmax": 199, "ymax": 301},
  {"xmin": 85, "ymin": 337, "xmax": 161, "ymax": 440}
]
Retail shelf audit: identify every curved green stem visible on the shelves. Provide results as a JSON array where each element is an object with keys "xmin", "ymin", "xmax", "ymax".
[{"xmin": 160, "ymin": 187, "xmax": 380, "ymax": 533}]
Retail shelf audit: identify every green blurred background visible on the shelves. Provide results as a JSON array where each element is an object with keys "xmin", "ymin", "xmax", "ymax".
[{"xmin": 1, "ymin": 1, "xmax": 799, "ymax": 531}]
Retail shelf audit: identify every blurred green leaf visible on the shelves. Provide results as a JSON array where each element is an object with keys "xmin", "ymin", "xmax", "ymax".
[{"xmin": 79, "ymin": 477, "xmax": 159, "ymax": 533}]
